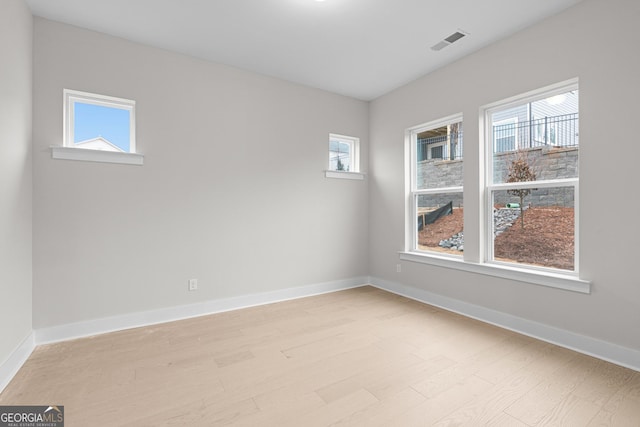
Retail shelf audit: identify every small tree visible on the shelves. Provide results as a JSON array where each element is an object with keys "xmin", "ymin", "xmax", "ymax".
[
  {"xmin": 336, "ymin": 157, "xmax": 346, "ymax": 171},
  {"xmin": 506, "ymin": 150, "xmax": 536, "ymax": 228}
]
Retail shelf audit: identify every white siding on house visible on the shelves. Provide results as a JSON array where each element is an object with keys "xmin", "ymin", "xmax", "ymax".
[{"xmin": 74, "ymin": 137, "xmax": 124, "ymax": 152}]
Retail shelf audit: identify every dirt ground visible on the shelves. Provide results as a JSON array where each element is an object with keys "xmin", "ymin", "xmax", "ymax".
[
  {"xmin": 418, "ymin": 207, "xmax": 574, "ymax": 270},
  {"xmin": 419, "ymin": 208, "xmax": 464, "ymax": 248}
]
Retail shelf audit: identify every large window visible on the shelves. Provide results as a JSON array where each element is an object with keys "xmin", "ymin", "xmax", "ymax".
[
  {"xmin": 403, "ymin": 79, "xmax": 585, "ymax": 292},
  {"xmin": 486, "ymin": 82, "xmax": 579, "ymax": 272},
  {"xmin": 407, "ymin": 114, "xmax": 463, "ymax": 255}
]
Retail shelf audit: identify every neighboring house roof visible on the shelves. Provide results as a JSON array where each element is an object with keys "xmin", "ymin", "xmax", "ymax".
[{"xmin": 74, "ymin": 136, "xmax": 124, "ymax": 152}]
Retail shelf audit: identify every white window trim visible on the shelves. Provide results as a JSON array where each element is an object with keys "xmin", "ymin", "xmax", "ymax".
[
  {"xmin": 324, "ymin": 170, "xmax": 365, "ymax": 180},
  {"xmin": 53, "ymin": 89, "xmax": 143, "ymax": 165},
  {"xmin": 485, "ymin": 180, "xmax": 579, "ymax": 273},
  {"xmin": 399, "ymin": 251, "xmax": 590, "ymax": 294},
  {"xmin": 51, "ymin": 146, "xmax": 144, "ymax": 166},
  {"xmin": 405, "ymin": 113, "xmax": 463, "ymax": 257},
  {"xmin": 484, "ymin": 79, "xmax": 579, "ymax": 275},
  {"xmin": 328, "ymin": 133, "xmax": 360, "ymax": 172},
  {"xmin": 402, "ymin": 79, "xmax": 589, "ymax": 294}
]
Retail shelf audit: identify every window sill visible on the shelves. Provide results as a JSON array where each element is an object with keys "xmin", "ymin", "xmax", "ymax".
[
  {"xmin": 399, "ymin": 251, "xmax": 591, "ymax": 294},
  {"xmin": 51, "ymin": 146, "xmax": 144, "ymax": 166},
  {"xmin": 324, "ymin": 170, "xmax": 365, "ymax": 180}
]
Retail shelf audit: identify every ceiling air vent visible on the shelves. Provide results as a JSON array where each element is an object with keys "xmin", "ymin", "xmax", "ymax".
[{"xmin": 431, "ymin": 30, "xmax": 467, "ymax": 51}]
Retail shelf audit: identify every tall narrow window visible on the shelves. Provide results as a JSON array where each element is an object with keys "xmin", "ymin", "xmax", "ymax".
[
  {"xmin": 486, "ymin": 82, "xmax": 579, "ymax": 272},
  {"xmin": 408, "ymin": 114, "xmax": 463, "ymax": 255}
]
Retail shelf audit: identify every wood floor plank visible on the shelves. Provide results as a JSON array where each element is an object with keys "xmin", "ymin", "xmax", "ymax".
[
  {"xmin": 304, "ymin": 388, "xmax": 379, "ymax": 427},
  {"xmin": 1, "ymin": 286, "xmax": 638, "ymax": 426},
  {"xmin": 400, "ymin": 374, "xmax": 494, "ymax": 425},
  {"xmin": 331, "ymin": 387, "xmax": 426, "ymax": 426},
  {"xmin": 504, "ymin": 353, "xmax": 609, "ymax": 425},
  {"xmin": 431, "ymin": 369, "xmax": 543, "ymax": 426},
  {"xmin": 365, "ymin": 354, "xmax": 457, "ymax": 401},
  {"xmin": 536, "ymin": 393, "xmax": 602, "ymax": 426},
  {"xmin": 314, "ymin": 351, "xmax": 425, "ymax": 404},
  {"xmin": 486, "ymin": 412, "xmax": 531, "ymax": 426}
]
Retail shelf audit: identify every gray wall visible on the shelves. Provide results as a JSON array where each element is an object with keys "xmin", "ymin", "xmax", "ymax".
[
  {"xmin": 32, "ymin": 18, "xmax": 369, "ymax": 328},
  {"xmin": 0, "ymin": 0, "xmax": 33, "ymax": 365},
  {"xmin": 369, "ymin": 0, "xmax": 640, "ymax": 351},
  {"xmin": 6, "ymin": 0, "xmax": 640, "ymax": 371}
]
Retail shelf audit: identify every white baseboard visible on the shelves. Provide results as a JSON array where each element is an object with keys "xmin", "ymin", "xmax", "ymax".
[
  {"xmin": 0, "ymin": 332, "xmax": 35, "ymax": 394},
  {"xmin": 35, "ymin": 277, "xmax": 369, "ymax": 345},
  {"xmin": 369, "ymin": 277, "xmax": 640, "ymax": 372},
  {"xmin": 11, "ymin": 275, "xmax": 637, "ymax": 395}
]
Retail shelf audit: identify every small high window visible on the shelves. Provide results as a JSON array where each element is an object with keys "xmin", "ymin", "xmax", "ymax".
[
  {"xmin": 54, "ymin": 89, "xmax": 142, "ymax": 165},
  {"xmin": 64, "ymin": 89, "xmax": 136, "ymax": 153},
  {"xmin": 328, "ymin": 134, "xmax": 359, "ymax": 172}
]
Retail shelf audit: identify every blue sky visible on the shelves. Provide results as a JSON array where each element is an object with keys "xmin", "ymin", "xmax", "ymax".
[{"xmin": 74, "ymin": 102, "xmax": 130, "ymax": 151}]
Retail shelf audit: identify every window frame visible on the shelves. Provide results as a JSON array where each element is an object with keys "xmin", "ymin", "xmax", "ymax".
[
  {"xmin": 325, "ymin": 133, "xmax": 363, "ymax": 180},
  {"xmin": 429, "ymin": 142, "xmax": 445, "ymax": 160},
  {"xmin": 483, "ymin": 80, "xmax": 579, "ymax": 274},
  {"xmin": 405, "ymin": 113, "xmax": 463, "ymax": 256},
  {"xmin": 64, "ymin": 89, "xmax": 136, "ymax": 153},
  {"xmin": 401, "ymin": 78, "xmax": 589, "ymax": 293},
  {"xmin": 328, "ymin": 133, "xmax": 359, "ymax": 172},
  {"xmin": 52, "ymin": 89, "xmax": 143, "ymax": 165}
]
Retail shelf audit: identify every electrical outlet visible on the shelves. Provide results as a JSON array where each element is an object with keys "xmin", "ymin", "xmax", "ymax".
[
  {"xmin": 396, "ymin": 264, "xmax": 402, "ymax": 273},
  {"xmin": 188, "ymin": 279, "xmax": 198, "ymax": 291}
]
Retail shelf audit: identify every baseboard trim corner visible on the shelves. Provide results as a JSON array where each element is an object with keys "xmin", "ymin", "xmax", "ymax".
[
  {"xmin": 0, "ymin": 332, "xmax": 35, "ymax": 394},
  {"xmin": 369, "ymin": 276, "xmax": 640, "ymax": 372}
]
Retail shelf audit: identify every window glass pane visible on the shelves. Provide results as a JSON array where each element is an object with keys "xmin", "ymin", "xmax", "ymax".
[
  {"xmin": 74, "ymin": 102, "xmax": 131, "ymax": 152},
  {"xmin": 494, "ymin": 119, "xmax": 517, "ymax": 152},
  {"xmin": 416, "ymin": 192, "xmax": 463, "ymax": 253},
  {"xmin": 416, "ymin": 122, "xmax": 463, "ymax": 190},
  {"xmin": 329, "ymin": 139, "xmax": 351, "ymax": 171},
  {"xmin": 491, "ymin": 90, "xmax": 578, "ymax": 184},
  {"xmin": 430, "ymin": 145, "xmax": 444, "ymax": 159},
  {"xmin": 492, "ymin": 187, "xmax": 574, "ymax": 270}
]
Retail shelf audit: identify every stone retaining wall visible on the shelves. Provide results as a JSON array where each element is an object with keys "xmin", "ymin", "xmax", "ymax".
[{"xmin": 417, "ymin": 146, "xmax": 577, "ymax": 209}]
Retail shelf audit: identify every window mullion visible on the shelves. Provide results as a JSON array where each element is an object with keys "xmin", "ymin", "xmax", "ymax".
[
  {"xmin": 489, "ymin": 178, "xmax": 578, "ymax": 192},
  {"xmin": 413, "ymin": 186, "xmax": 463, "ymax": 196}
]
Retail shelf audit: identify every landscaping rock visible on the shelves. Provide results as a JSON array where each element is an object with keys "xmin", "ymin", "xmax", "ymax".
[{"xmin": 438, "ymin": 206, "xmax": 527, "ymax": 250}]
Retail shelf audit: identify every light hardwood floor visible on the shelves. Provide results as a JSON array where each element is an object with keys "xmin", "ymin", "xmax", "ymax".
[{"xmin": 2, "ymin": 286, "xmax": 639, "ymax": 426}]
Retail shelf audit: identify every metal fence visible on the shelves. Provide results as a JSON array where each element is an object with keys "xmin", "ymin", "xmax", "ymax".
[
  {"xmin": 416, "ymin": 113, "xmax": 577, "ymax": 160},
  {"xmin": 417, "ymin": 131, "xmax": 464, "ymax": 161},
  {"xmin": 493, "ymin": 113, "xmax": 579, "ymax": 153}
]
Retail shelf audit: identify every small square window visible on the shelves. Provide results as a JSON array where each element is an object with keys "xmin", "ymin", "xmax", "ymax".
[
  {"xmin": 328, "ymin": 134, "xmax": 359, "ymax": 172},
  {"xmin": 64, "ymin": 89, "xmax": 136, "ymax": 153}
]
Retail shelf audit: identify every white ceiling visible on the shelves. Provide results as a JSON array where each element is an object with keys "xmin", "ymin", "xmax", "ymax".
[{"xmin": 25, "ymin": 0, "xmax": 584, "ymax": 101}]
